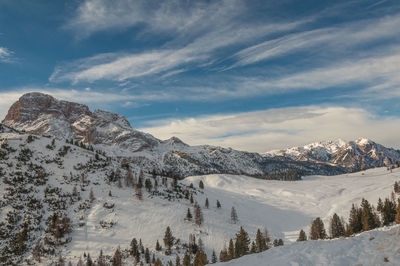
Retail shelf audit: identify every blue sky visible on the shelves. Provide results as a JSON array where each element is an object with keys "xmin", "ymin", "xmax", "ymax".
[{"xmin": 1, "ymin": 0, "xmax": 400, "ymax": 151}]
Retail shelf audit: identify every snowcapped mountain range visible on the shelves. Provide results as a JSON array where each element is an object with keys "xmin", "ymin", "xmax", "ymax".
[
  {"xmin": 2, "ymin": 92, "xmax": 353, "ymax": 178},
  {"xmin": 266, "ymin": 138, "xmax": 400, "ymax": 171}
]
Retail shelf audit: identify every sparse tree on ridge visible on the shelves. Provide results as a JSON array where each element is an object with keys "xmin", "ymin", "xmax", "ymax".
[
  {"xmin": 310, "ymin": 217, "xmax": 327, "ymax": 240},
  {"xmin": 330, "ymin": 213, "xmax": 345, "ymax": 238},
  {"xmin": 231, "ymin": 206, "xmax": 238, "ymax": 224},
  {"xmin": 297, "ymin": 229, "xmax": 307, "ymax": 241}
]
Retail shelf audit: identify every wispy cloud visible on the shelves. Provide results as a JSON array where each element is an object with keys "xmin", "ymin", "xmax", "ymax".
[
  {"xmin": 0, "ymin": 46, "xmax": 13, "ymax": 63},
  {"xmin": 54, "ymin": 0, "xmax": 309, "ymax": 83},
  {"xmin": 139, "ymin": 106, "xmax": 400, "ymax": 152},
  {"xmin": 232, "ymin": 14, "xmax": 400, "ymax": 67}
]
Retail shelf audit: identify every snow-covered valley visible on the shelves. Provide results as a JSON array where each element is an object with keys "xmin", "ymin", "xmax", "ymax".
[{"xmin": 1, "ymin": 129, "xmax": 400, "ymax": 265}]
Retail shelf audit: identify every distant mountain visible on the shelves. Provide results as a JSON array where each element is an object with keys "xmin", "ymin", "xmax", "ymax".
[
  {"xmin": 1, "ymin": 92, "xmax": 343, "ymax": 178},
  {"xmin": 266, "ymin": 138, "xmax": 400, "ymax": 171}
]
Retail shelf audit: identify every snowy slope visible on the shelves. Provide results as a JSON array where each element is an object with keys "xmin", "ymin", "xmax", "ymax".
[
  {"xmin": 214, "ymin": 225, "xmax": 400, "ymax": 266},
  {"xmin": 1, "ymin": 130, "xmax": 400, "ymax": 265}
]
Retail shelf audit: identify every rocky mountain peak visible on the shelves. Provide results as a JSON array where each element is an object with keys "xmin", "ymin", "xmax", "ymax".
[{"xmin": 2, "ymin": 92, "xmax": 92, "ymax": 126}]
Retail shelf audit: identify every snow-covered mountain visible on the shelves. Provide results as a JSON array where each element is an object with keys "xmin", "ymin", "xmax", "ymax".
[
  {"xmin": 266, "ymin": 138, "xmax": 400, "ymax": 171},
  {"xmin": 1, "ymin": 129, "xmax": 399, "ymax": 265},
  {"xmin": 1, "ymin": 92, "xmax": 345, "ymax": 178}
]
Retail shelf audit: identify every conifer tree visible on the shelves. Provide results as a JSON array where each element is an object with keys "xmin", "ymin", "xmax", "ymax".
[
  {"xmin": 186, "ymin": 208, "xmax": 192, "ymax": 221},
  {"xmin": 348, "ymin": 204, "xmax": 362, "ymax": 234},
  {"xmin": 154, "ymin": 258, "xmax": 163, "ymax": 266},
  {"xmin": 194, "ymin": 203, "xmax": 203, "ymax": 226},
  {"xmin": 198, "ymin": 237, "xmax": 204, "ymax": 252},
  {"xmin": 205, "ymin": 198, "xmax": 209, "ymax": 209},
  {"xmin": 145, "ymin": 248, "xmax": 150, "ymax": 263},
  {"xmin": 228, "ymin": 239, "xmax": 235, "ymax": 260},
  {"xmin": 382, "ymin": 197, "xmax": 396, "ymax": 225},
  {"xmin": 190, "ymin": 194, "xmax": 194, "ymax": 204},
  {"xmin": 175, "ymin": 254, "xmax": 181, "ymax": 266},
  {"xmin": 97, "ymin": 250, "xmax": 106, "ymax": 266},
  {"xmin": 112, "ymin": 247, "xmax": 122, "ymax": 266},
  {"xmin": 145, "ymin": 178, "xmax": 152, "ymax": 192},
  {"xmin": 164, "ymin": 226, "xmax": 175, "ymax": 251},
  {"xmin": 193, "ymin": 250, "xmax": 208, "ymax": 266},
  {"xmin": 250, "ymin": 241, "xmax": 257, "ymax": 253},
  {"xmin": 219, "ymin": 247, "xmax": 228, "ymax": 262},
  {"xmin": 235, "ymin": 226, "xmax": 250, "ymax": 257},
  {"xmin": 155, "ymin": 240, "xmax": 162, "ymax": 251},
  {"xmin": 361, "ymin": 199, "xmax": 377, "ymax": 231},
  {"xmin": 255, "ymin": 228, "xmax": 268, "ymax": 252},
  {"xmin": 231, "ymin": 206, "xmax": 238, "ymax": 224},
  {"xmin": 89, "ymin": 188, "xmax": 95, "ymax": 203},
  {"xmin": 396, "ymin": 198, "xmax": 400, "ymax": 224},
  {"xmin": 263, "ymin": 228, "xmax": 271, "ymax": 245},
  {"xmin": 216, "ymin": 200, "xmax": 221, "ymax": 208},
  {"xmin": 377, "ymin": 198, "xmax": 384, "ymax": 213},
  {"xmin": 211, "ymin": 250, "xmax": 217, "ymax": 263},
  {"xmin": 86, "ymin": 253, "xmax": 93, "ymax": 266},
  {"xmin": 199, "ymin": 180, "xmax": 204, "ymax": 189},
  {"xmin": 183, "ymin": 253, "xmax": 191, "ymax": 266},
  {"xmin": 310, "ymin": 217, "xmax": 327, "ymax": 240},
  {"xmin": 297, "ymin": 229, "xmax": 307, "ymax": 241},
  {"xmin": 130, "ymin": 238, "xmax": 138, "ymax": 257},
  {"xmin": 330, "ymin": 213, "xmax": 345, "ymax": 238}
]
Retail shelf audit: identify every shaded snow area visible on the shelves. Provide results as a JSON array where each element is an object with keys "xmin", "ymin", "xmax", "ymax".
[
  {"xmin": 214, "ymin": 225, "xmax": 400, "ymax": 266},
  {"xmin": 1, "ymin": 132, "xmax": 400, "ymax": 265}
]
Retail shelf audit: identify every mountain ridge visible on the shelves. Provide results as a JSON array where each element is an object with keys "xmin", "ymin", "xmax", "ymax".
[{"xmin": 2, "ymin": 92, "xmax": 398, "ymax": 177}]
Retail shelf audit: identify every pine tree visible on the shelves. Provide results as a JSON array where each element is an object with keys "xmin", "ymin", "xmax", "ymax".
[
  {"xmin": 205, "ymin": 198, "xmax": 209, "ymax": 209},
  {"xmin": 190, "ymin": 194, "xmax": 194, "ymax": 204},
  {"xmin": 139, "ymin": 239, "xmax": 145, "ymax": 254},
  {"xmin": 228, "ymin": 238, "xmax": 235, "ymax": 260},
  {"xmin": 175, "ymin": 254, "xmax": 181, "ymax": 266},
  {"xmin": 377, "ymin": 197, "xmax": 384, "ymax": 213},
  {"xmin": 231, "ymin": 206, "xmax": 238, "ymax": 224},
  {"xmin": 193, "ymin": 250, "xmax": 208, "ymax": 266},
  {"xmin": 145, "ymin": 248, "xmax": 150, "ymax": 263},
  {"xmin": 194, "ymin": 203, "xmax": 203, "ymax": 226},
  {"xmin": 297, "ymin": 229, "xmax": 307, "ymax": 241},
  {"xmin": 235, "ymin": 226, "xmax": 250, "ymax": 257},
  {"xmin": 382, "ymin": 197, "xmax": 396, "ymax": 225},
  {"xmin": 277, "ymin": 239, "xmax": 284, "ymax": 246},
  {"xmin": 211, "ymin": 250, "xmax": 217, "ymax": 263},
  {"xmin": 394, "ymin": 181, "xmax": 399, "ymax": 194},
  {"xmin": 263, "ymin": 228, "xmax": 271, "ymax": 245},
  {"xmin": 112, "ymin": 247, "xmax": 122, "ymax": 266},
  {"xmin": 216, "ymin": 200, "xmax": 221, "ymax": 208},
  {"xmin": 348, "ymin": 204, "xmax": 362, "ymax": 234},
  {"xmin": 255, "ymin": 228, "xmax": 267, "ymax": 252},
  {"xmin": 250, "ymin": 241, "xmax": 256, "ymax": 253},
  {"xmin": 186, "ymin": 208, "xmax": 192, "ymax": 221},
  {"xmin": 219, "ymin": 247, "xmax": 228, "ymax": 262},
  {"xmin": 396, "ymin": 198, "xmax": 400, "ymax": 224},
  {"xmin": 199, "ymin": 180, "xmax": 204, "ymax": 189},
  {"xmin": 361, "ymin": 199, "xmax": 377, "ymax": 231},
  {"xmin": 163, "ymin": 226, "xmax": 175, "ymax": 251},
  {"xmin": 183, "ymin": 253, "xmax": 191, "ymax": 266},
  {"xmin": 98, "ymin": 250, "xmax": 105, "ymax": 266},
  {"xmin": 198, "ymin": 237, "xmax": 204, "ymax": 252},
  {"xmin": 330, "ymin": 213, "xmax": 345, "ymax": 238},
  {"xmin": 310, "ymin": 217, "xmax": 327, "ymax": 240},
  {"xmin": 89, "ymin": 188, "xmax": 95, "ymax": 203},
  {"xmin": 86, "ymin": 253, "xmax": 93, "ymax": 266},
  {"xmin": 130, "ymin": 238, "xmax": 138, "ymax": 257},
  {"xmin": 155, "ymin": 239, "xmax": 162, "ymax": 251}
]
